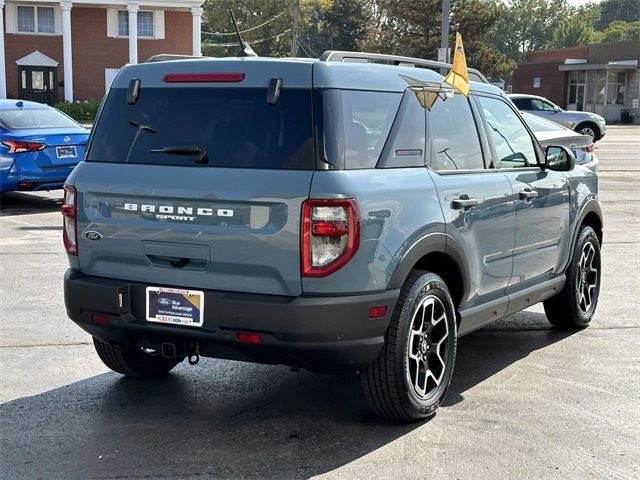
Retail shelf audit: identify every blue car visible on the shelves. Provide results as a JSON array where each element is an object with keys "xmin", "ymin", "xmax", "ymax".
[{"xmin": 0, "ymin": 100, "xmax": 89, "ymax": 193}]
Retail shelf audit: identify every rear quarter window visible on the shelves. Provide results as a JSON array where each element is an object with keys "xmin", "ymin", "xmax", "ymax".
[{"xmin": 87, "ymin": 87, "xmax": 314, "ymax": 169}]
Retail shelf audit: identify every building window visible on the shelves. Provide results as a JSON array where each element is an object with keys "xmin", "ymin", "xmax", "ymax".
[
  {"xmin": 607, "ymin": 71, "xmax": 625, "ymax": 105},
  {"xmin": 137, "ymin": 12, "xmax": 154, "ymax": 37},
  {"xmin": 117, "ymin": 10, "xmax": 155, "ymax": 38},
  {"xmin": 17, "ymin": 6, "xmax": 55, "ymax": 34}
]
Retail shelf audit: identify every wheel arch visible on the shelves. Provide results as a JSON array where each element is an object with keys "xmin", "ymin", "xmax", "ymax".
[
  {"xmin": 388, "ymin": 233, "xmax": 469, "ymax": 311},
  {"xmin": 563, "ymin": 200, "xmax": 603, "ymax": 273}
]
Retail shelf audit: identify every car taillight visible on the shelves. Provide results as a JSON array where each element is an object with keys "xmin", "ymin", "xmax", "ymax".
[
  {"xmin": 586, "ymin": 143, "xmax": 595, "ymax": 153},
  {"xmin": 1, "ymin": 140, "xmax": 46, "ymax": 153},
  {"xmin": 301, "ymin": 199, "xmax": 359, "ymax": 277},
  {"xmin": 61, "ymin": 185, "xmax": 77, "ymax": 256}
]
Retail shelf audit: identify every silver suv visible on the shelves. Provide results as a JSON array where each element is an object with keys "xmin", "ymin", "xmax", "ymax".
[{"xmin": 509, "ymin": 93, "xmax": 606, "ymax": 141}]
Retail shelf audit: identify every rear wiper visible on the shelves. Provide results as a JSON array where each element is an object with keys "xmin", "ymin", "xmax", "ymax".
[
  {"xmin": 126, "ymin": 120, "xmax": 157, "ymax": 163},
  {"xmin": 150, "ymin": 145, "xmax": 208, "ymax": 164}
]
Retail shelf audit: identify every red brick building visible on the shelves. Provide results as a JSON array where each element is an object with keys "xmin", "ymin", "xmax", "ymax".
[
  {"xmin": 512, "ymin": 41, "xmax": 640, "ymax": 124},
  {"xmin": 0, "ymin": 0, "xmax": 204, "ymax": 103}
]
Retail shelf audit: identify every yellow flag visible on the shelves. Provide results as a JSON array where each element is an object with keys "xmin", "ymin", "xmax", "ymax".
[{"xmin": 444, "ymin": 32, "xmax": 470, "ymax": 96}]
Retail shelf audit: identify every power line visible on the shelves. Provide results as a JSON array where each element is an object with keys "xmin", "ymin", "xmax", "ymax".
[
  {"xmin": 202, "ymin": 9, "xmax": 287, "ymax": 37},
  {"xmin": 203, "ymin": 28, "xmax": 292, "ymax": 47}
]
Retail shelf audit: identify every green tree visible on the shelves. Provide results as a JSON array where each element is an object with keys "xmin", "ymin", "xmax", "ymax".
[
  {"xmin": 492, "ymin": 0, "xmax": 573, "ymax": 62},
  {"xmin": 598, "ymin": 20, "xmax": 640, "ymax": 42},
  {"xmin": 318, "ymin": 0, "xmax": 369, "ymax": 51},
  {"xmin": 595, "ymin": 0, "xmax": 640, "ymax": 30},
  {"xmin": 549, "ymin": 18, "xmax": 598, "ymax": 48}
]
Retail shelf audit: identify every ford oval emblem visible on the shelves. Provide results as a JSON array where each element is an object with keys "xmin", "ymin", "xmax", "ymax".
[
  {"xmin": 158, "ymin": 298, "xmax": 171, "ymax": 305},
  {"xmin": 64, "ymin": 136, "xmax": 71, "ymax": 143},
  {"xmin": 84, "ymin": 230, "xmax": 103, "ymax": 241}
]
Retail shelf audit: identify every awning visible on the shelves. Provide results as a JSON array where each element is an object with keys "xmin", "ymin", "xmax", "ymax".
[{"xmin": 559, "ymin": 60, "xmax": 638, "ymax": 71}]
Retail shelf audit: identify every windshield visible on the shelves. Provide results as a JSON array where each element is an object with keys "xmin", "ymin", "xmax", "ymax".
[
  {"xmin": 87, "ymin": 87, "xmax": 314, "ymax": 169},
  {"xmin": 522, "ymin": 112, "xmax": 568, "ymax": 132},
  {"xmin": 0, "ymin": 107, "xmax": 80, "ymax": 130}
]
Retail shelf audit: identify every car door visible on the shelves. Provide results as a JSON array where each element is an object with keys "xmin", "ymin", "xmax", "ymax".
[
  {"xmin": 425, "ymin": 92, "xmax": 516, "ymax": 307},
  {"xmin": 475, "ymin": 95, "xmax": 571, "ymax": 287}
]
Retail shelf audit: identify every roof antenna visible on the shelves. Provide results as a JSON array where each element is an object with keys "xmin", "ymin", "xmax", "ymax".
[{"xmin": 229, "ymin": 10, "xmax": 257, "ymax": 57}]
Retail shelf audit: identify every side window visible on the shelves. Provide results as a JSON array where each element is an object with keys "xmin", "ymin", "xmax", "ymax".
[
  {"xmin": 342, "ymin": 91, "xmax": 401, "ymax": 169},
  {"xmin": 377, "ymin": 90, "xmax": 426, "ymax": 168},
  {"xmin": 428, "ymin": 94, "xmax": 484, "ymax": 171},
  {"xmin": 531, "ymin": 99, "xmax": 554, "ymax": 111},
  {"xmin": 512, "ymin": 97, "xmax": 531, "ymax": 110},
  {"xmin": 478, "ymin": 96, "xmax": 538, "ymax": 169}
]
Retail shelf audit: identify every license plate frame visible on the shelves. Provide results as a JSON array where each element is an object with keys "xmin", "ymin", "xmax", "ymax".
[
  {"xmin": 146, "ymin": 286, "xmax": 204, "ymax": 328},
  {"xmin": 56, "ymin": 145, "xmax": 77, "ymax": 159}
]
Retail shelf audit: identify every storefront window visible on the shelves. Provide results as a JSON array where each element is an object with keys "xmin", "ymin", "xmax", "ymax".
[{"xmin": 607, "ymin": 71, "xmax": 625, "ymax": 105}]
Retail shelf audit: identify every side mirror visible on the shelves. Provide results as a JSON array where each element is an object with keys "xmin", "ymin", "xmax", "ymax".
[
  {"xmin": 543, "ymin": 145, "xmax": 575, "ymax": 171},
  {"xmin": 554, "ymin": 106, "xmax": 562, "ymax": 112}
]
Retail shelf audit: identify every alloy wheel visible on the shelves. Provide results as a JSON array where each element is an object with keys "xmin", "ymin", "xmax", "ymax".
[
  {"xmin": 577, "ymin": 241, "xmax": 599, "ymax": 314},
  {"xmin": 579, "ymin": 126, "xmax": 596, "ymax": 139},
  {"xmin": 405, "ymin": 295, "xmax": 449, "ymax": 399}
]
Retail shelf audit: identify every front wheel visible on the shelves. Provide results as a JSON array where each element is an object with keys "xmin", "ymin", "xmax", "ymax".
[
  {"xmin": 544, "ymin": 226, "xmax": 601, "ymax": 328},
  {"xmin": 93, "ymin": 338, "xmax": 181, "ymax": 379},
  {"xmin": 361, "ymin": 271, "xmax": 457, "ymax": 422},
  {"xmin": 576, "ymin": 123, "xmax": 599, "ymax": 141}
]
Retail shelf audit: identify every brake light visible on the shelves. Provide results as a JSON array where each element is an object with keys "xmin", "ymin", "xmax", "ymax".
[
  {"xmin": 62, "ymin": 185, "xmax": 77, "ymax": 256},
  {"xmin": 2, "ymin": 140, "xmax": 46, "ymax": 153},
  {"xmin": 162, "ymin": 73, "xmax": 245, "ymax": 83},
  {"xmin": 301, "ymin": 198, "xmax": 360, "ymax": 277},
  {"xmin": 586, "ymin": 143, "xmax": 595, "ymax": 153}
]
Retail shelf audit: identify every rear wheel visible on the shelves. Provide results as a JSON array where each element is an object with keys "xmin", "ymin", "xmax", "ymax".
[
  {"xmin": 93, "ymin": 338, "xmax": 181, "ymax": 379},
  {"xmin": 361, "ymin": 271, "xmax": 457, "ymax": 422},
  {"xmin": 544, "ymin": 226, "xmax": 601, "ymax": 328}
]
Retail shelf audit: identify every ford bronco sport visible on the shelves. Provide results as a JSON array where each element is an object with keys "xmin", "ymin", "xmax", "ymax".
[{"xmin": 63, "ymin": 51, "xmax": 603, "ymax": 421}]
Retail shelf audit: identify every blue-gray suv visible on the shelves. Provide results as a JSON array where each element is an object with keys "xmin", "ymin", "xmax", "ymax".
[{"xmin": 63, "ymin": 52, "xmax": 603, "ymax": 422}]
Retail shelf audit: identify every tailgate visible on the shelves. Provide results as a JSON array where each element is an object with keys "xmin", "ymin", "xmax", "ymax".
[{"xmin": 73, "ymin": 162, "xmax": 312, "ymax": 296}]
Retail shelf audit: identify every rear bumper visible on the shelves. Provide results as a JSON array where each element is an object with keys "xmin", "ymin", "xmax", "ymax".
[{"xmin": 64, "ymin": 270, "xmax": 399, "ymax": 373}]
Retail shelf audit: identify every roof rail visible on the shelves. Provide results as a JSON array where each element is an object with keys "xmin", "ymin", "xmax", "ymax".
[
  {"xmin": 319, "ymin": 51, "xmax": 489, "ymax": 83},
  {"xmin": 144, "ymin": 54, "xmax": 209, "ymax": 63}
]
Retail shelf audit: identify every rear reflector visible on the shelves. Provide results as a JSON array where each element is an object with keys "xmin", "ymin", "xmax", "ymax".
[
  {"xmin": 368, "ymin": 306, "xmax": 387, "ymax": 319},
  {"xmin": 163, "ymin": 73, "xmax": 245, "ymax": 83},
  {"xmin": 237, "ymin": 333, "xmax": 261, "ymax": 344},
  {"xmin": 90, "ymin": 313, "xmax": 109, "ymax": 325}
]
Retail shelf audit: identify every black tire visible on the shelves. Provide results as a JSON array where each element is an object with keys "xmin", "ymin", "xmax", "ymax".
[
  {"xmin": 544, "ymin": 226, "xmax": 601, "ymax": 329},
  {"xmin": 575, "ymin": 122, "xmax": 600, "ymax": 141},
  {"xmin": 361, "ymin": 271, "xmax": 457, "ymax": 422},
  {"xmin": 93, "ymin": 338, "xmax": 181, "ymax": 379}
]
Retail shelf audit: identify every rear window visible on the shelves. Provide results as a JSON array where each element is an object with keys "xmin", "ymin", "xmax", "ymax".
[
  {"xmin": 0, "ymin": 107, "xmax": 80, "ymax": 130},
  {"xmin": 87, "ymin": 87, "xmax": 314, "ymax": 169},
  {"xmin": 522, "ymin": 112, "xmax": 566, "ymax": 132}
]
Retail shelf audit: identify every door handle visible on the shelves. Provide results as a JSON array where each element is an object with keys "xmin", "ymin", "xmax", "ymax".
[
  {"xmin": 451, "ymin": 195, "xmax": 478, "ymax": 210},
  {"xmin": 519, "ymin": 188, "xmax": 539, "ymax": 200}
]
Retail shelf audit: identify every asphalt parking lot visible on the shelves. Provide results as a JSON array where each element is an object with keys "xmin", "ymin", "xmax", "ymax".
[{"xmin": 1, "ymin": 127, "xmax": 639, "ymax": 480}]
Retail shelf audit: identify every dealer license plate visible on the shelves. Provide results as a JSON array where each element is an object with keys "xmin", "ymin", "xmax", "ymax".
[
  {"xmin": 56, "ymin": 146, "xmax": 77, "ymax": 158},
  {"xmin": 146, "ymin": 286, "xmax": 204, "ymax": 327}
]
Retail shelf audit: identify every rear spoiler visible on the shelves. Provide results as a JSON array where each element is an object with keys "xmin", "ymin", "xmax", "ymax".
[{"xmin": 145, "ymin": 54, "xmax": 210, "ymax": 63}]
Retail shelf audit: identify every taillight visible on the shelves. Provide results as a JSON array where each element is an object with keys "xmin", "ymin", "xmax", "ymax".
[
  {"xmin": 2, "ymin": 140, "xmax": 46, "ymax": 153},
  {"xmin": 301, "ymin": 198, "xmax": 359, "ymax": 277},
  {"xmin": 586, "ymin": 143, "xmax": 595, "ymax": 153},
  {"xmin": 62, "ymin": 185, "xmax": 77, "ymax": 256}
]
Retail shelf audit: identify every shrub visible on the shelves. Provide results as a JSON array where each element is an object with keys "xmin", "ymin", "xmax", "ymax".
[{"xmin": 54, "ymin": 100, "xmax": 101, "ymax": 123}]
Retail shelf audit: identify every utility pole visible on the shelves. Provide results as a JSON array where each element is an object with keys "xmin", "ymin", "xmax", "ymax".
[
  {"xmin": 292, "ymin": 0, "xmax": 300, "ymax": 57},
  {"xmin": 440, "ymin": 0, "xmax": 451, "ymax": 74}
]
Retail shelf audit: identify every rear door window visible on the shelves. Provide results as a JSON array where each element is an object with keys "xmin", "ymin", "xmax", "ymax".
[
  {"xmin": 87, "ymin": 87, "xmax": 314, "ymax": 169},
  {"xmin": 427, "ymin": 94, "xmax": 485, "ymax": 171}
]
